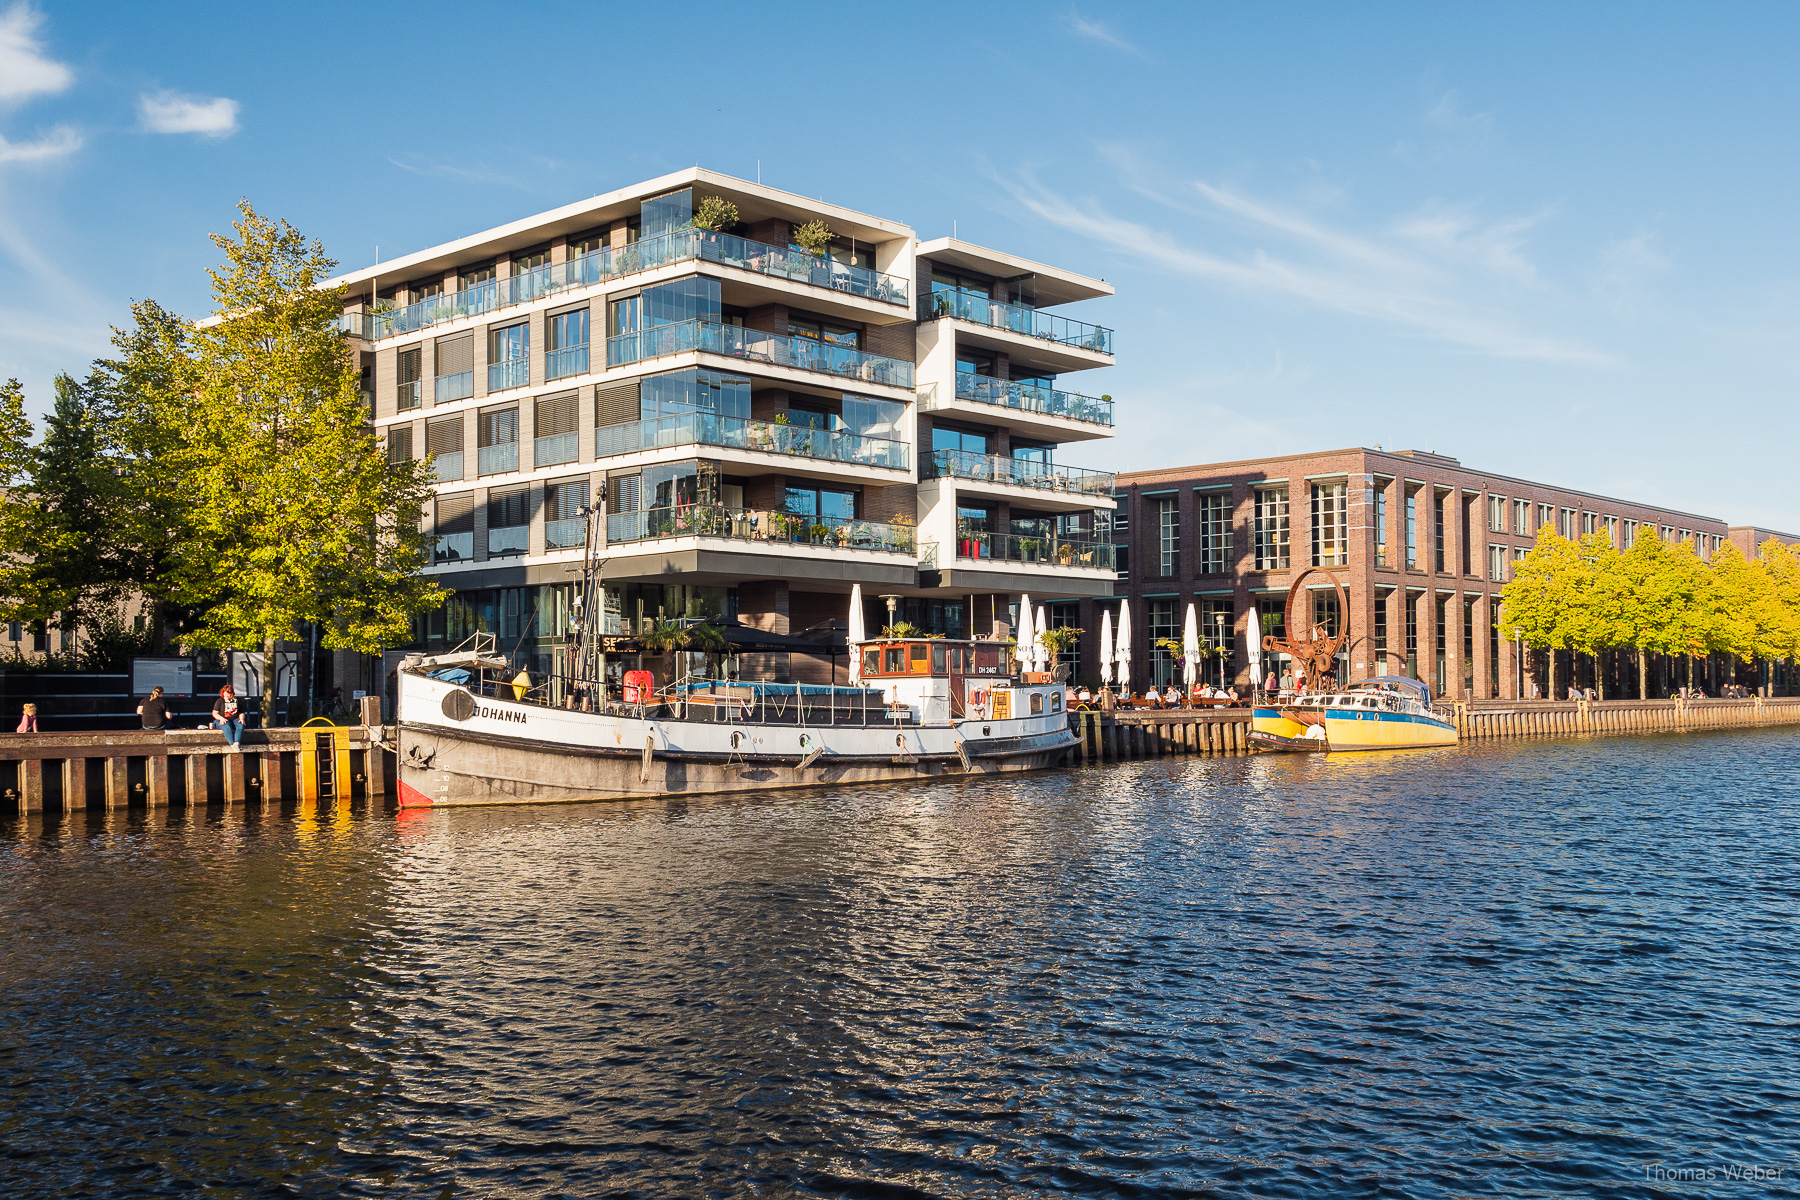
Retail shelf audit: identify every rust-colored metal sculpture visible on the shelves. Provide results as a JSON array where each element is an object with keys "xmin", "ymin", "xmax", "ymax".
[{"xmin": 1261, "ymin": 567, "xmax": 1349, "ymax": 692}]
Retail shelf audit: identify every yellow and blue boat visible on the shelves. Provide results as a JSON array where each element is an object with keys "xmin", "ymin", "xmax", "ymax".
[{"xmin": 1250, "ymin": 676, "xmax": 1457, "ymax": 753}]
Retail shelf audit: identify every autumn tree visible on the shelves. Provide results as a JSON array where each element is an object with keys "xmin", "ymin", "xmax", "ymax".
[{"xmin": 1500, "ymin": 527, "xmax": 1587, "ymax": 700}]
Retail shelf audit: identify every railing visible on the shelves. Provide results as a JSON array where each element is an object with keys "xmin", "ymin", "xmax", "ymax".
[
  {"xmin": 923, "ymin": 448, "xmax": 1115, "ymax": 495},
  {"xmin": 488, "ymin": 358, "xmax": 529, "ymax": 392},
  {"xmin": 435, "ymin": 371, "xmax": 473, "ymax": 404},
  {"xmin": 607, "ymin": 320, "xmax": 914, "ymax": 387},
  {"xmin": 397, "ymin": 380, "xmax": 422, "ymax": 411},
  {"xmin": 431, "ymin": 452, "xmax": 463, "ymax": 483},
  {"xmin": 546, "ymin": 344, "xmax": 589, "ymax": 380},
  {"xmin": 487, "ymin": 526, "xmax": 527, "ymax": 557},
  {"xmin": 925, "ymin": 290, "xmax": 1113, "ymax": 355},
  {"xmin": 951, "ymin": 371, "xmax": 1112, "ymax": 427},
  {"xmin": 919, "ymin": 542, "xmax": 939, "ymax": 568},
  {"xmin": 545, "ymin": 518, "xmax": 586, "ymax": 550},
  {"xmin": 594, "ymin": 411, "xmax": 908, "ymax": 470},
  {"xmin": 434, "ymin": 532, "xmax": 474, "ymax": 563},
  {"xmin": 353, "ymin": 230, "xmax": 910, "ymax": 342},
  {"xmin": 953, "ymin": 532, "xmax": 1115, "ymax": 569},
  {"xmin": 477, "ymin": 443, "xmax": 518, "ymax": 476},
  {"xmin": 607, "ymin": 504, "xmax": 915, "ymax": 555},
  {"xmin": 535, "ymin": 432, "xmax": 578, "ymax": 467}
]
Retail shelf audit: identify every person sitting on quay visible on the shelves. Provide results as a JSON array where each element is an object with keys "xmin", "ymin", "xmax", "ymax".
[
  {"xmin": 16, "ymin": 702, "xmax": 38, "ymax": 733},
  {"xmin": 1076, "ymin": 686, "xmax": 1093, "ymax": 708},
  {"xmin": 1163, "ymin": 684, "xmax": 1182, "ymax": 707},
  {"xmin": 138, "ymin": 686, "xmax": 168, "ymax": 732},
  {"xmin": 213, "ymin": 684, "xmax": 245, "ymax": 752}
]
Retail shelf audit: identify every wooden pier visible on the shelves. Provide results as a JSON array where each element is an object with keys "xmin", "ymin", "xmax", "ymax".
[
  {"xmin": 1068, "ymin": 709, "xmax": 1253, "ymax": 763},
  {"xmin": 0, "ymin": 699, "xmax": 394, "ymax": 815}
]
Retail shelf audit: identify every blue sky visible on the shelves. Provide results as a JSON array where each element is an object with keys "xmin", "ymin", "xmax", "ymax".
[{"xmin": 3, "ymin": 1, "xmax": 1797, "ymax": 529}]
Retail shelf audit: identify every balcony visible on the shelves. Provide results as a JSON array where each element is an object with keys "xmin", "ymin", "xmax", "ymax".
[
  {"xmin": 925, "ymin": 291, "xmax": 1112, "ymax": 355},
  {"xmin": 546, "ymin": 344, "xmax": 589, "ymax": 381},
  {"xmin": 607, "ymin": 320, "xmax": 913, "ymax": 388},
  {"xmin": 435, "ymin": 371, "xmax": 473, "ymax": 404},
  {"xmin": 607, "ymin": 504, "xmax": 915, "ymax": 555},
  {"xmin": 953, "ymin": 531, "xmax": 1115, "ymax": 570},
  {"xmin": 922, "ymin": 449, "xmax": 1114, "ymax": 497},
  {"xmin": 478, "ymin": 443, "xmax": 518, "ymax": 476},
  {"xmin": 488, "ymin": 358, "xmax": 529, "ymax": 392},
  {"xmin": 535, "ymin": 432, "xmax": 578, "ymax": 467},
  {"xmin": 354, "ymin": 230, "xmax": 910, "ymax": 342},
  {"xmin": 953, "ymin": 371, "xmax": 1111, "ymax": 427},
  {"xmin": 594, "ymin": 411, "xmax": 908, "ymax": 471},
  {"xmin": 546, "ymin": 517, "xmax": 586, "ymax": 550}
]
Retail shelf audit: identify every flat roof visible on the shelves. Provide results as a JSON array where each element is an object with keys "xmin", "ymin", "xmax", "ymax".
[
  {"xmin": 916, "ymin": 237, "xmax": 1112, "ymax": 305},
  {"xmin": 322, "ymin": 168, "xmax": 915, "ymax": 291},
  {"xmin": 1115, "ymin": 446, "xmax": 1729, "ymax": 527}
]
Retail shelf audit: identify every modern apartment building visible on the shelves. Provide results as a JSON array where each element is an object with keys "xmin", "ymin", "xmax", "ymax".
[
  {"xmin": 1077, "ymin": 447, "xmax": 1766, "ymax": 701},
  {"xmin": 330, "ymin": 169, "xmax": 1118, "ymax": 691}
]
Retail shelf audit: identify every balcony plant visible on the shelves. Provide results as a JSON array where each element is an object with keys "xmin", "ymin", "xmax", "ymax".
[
  {"xmin": 1057, "ymin": 542, "xmax": 1076, "ymax": 565},
  {"xmin": 690, "ymin": 196, "xmax": 739, "ymax": 232},
  {"xmin": 793, "ymin": 219, "xmax": 833, "ymax": 256},
  {"xmin": 810, "ymin": 522, "xmax": 831, "ymax": 543}
]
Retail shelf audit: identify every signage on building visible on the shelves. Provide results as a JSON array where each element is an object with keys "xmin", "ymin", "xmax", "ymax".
[{"xmin": 131, "ymin": 656, "xmax": 195, "ymax": 697}]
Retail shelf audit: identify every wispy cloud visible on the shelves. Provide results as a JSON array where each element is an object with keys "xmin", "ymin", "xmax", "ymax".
[
  {"xmin": 1066, "ymin": 11, "xmax": 1143, "ymax": 56},
  {"xmin": 388, "ymin": 154, "xmax": 530, "ymax": 189},
  {"xmin": 138, "ymin": 91, "xmax": 239, "ymax": 137},
  {"xmin": 0, "ymin": 3, "xmax": 71, "ymax": 104},
  {"xmin": 1590, "ymin": 228, "xmax": 1672, "ymax": 319},
  {"xmin": 999, "ymin": 167, "xmax": 1609, "ymax": 365},
  {"xmin": 0, "ymin": 124, "xmax": 78, "ymax": 162}
]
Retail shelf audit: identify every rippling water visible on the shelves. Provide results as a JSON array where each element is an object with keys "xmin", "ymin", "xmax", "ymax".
[{"xmin": 3, "ymin": 730, "xmax": 1798, "ymax": 1198}]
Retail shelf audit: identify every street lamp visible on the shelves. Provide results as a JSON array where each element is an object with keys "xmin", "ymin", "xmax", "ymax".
[{"xmin": 878, "ymin": 594, "xmax": 902, "ymax": 633}]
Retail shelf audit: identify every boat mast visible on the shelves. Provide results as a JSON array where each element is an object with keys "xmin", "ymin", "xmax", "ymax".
[{"xmin": 569, "ymin": 481, "xmax": 610, "ymax": 708}]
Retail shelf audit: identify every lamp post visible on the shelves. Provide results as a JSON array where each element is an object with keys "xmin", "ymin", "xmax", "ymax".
[{"xmin": 878, "ymin": 594, "xmax": 901, "ymax": 634}]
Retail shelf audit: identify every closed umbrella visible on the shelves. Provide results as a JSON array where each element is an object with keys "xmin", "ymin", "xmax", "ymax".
[
  {"xmin": 847, "ymin": 584, "xmax": 866, "ymax": 684},
  {"xmin": 1016, "ymin": 595, "xmax": 1034, "ymax": 673},
  {"xmin": 1035, "ymin": 605, "xmax": 1049, "ymax": 673},
  {"xmin": 1182, "ymin": 603, "xmax": 1200, "ymax": 699},
  {"xmin": 1098, "ymin": 608, "xmax": 1114, "ymax": 685},
  {"xmin": 1116, "ymin": 602, "xmax": 1132, "ymax": 694}
]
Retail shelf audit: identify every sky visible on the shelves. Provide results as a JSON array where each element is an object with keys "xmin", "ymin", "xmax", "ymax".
[{"xmin": 2, "ymin": 1, "xmax": 1797, "ymax": 530}]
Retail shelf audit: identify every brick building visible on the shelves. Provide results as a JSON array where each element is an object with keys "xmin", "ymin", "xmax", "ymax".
[{"xmin": 1069, "ymin": 447, "xmax": 1769, "ymax": 700}]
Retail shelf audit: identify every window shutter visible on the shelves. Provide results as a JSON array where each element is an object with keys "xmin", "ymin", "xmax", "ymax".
[
  {"xmin": 487, "ymin": 484, "xmax": 530, "ymax": 528},
  {"xmin": 396, "ymin": 347, "xmax": 421, "ymax": 385},
  {"xmin": 535, "ymin": 390, "xmax": 579, "ymax": 438},
  {"xmin": 385, "ymin": 425, "xmax": 413, "ymax": 464},
  {"xmin": 478, "ymin": 404, "xmax": 518, "ymax": 447},
  {"xmin": 435, "ymin": 333, "xmax": 473, "ymax": 375},
  {"xmin": 436, "ymin": 492, "xmax": 475, "ymax": 534},
  {"xmin": 426, "ymin": 416, "xmax": 464, "ymax": 455},
  {"xmin": 595, "ymin": 380, "xmax": 639, "ymax": 427},
  {"xmin": 608, "ymin": 473, "xmax": 639, "ymax": 514}
]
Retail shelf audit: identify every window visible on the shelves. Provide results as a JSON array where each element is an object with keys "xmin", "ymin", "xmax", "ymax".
[
  {"xmin": 547, "ymin": 308, "xmax": 590, "ymax": 380},
  {"xmin": 787, "ymin": 487, "xmax": 856, "ymax": 523},
  {"xmin": 426, "ymin": 415, "xmax": 464, "ymax": 482},
  {"xmin": 435, "ymin": 492, "xmax": 474, "ymax": 563},
  {"xmin": 1433, "ymin": 491, "xmax": 1447, "ymax": 573},
  {"xmin": 396, "ymin": 347, "xmax": 422, "ymax": 411},
  {"xmin": 1512, "ymin": 546, "xmax": 1528, "ymax": 563},
  {"xmin": 1537, "ymin": 503, "xmax": 1553, "ymax": 534},
  {"xmin": 1604, "ymin": 515, "xmax": 1618, "ymax": 546},
  {"xmin": 488, "ymin": 322, "xmax": 529, "ymax": 392},
  {"xmin": 434, "ymin": 332, "xmax": 473, "ymax": 404},
  {"xmin": 641, "ymin": 367, "xmax": 751, "ymax": 421},
  {"xmin": 932, "ymin": 426, "xmax": 989, "ymax": 456},
  {"xmin": 1489, "ymin": 544, "xmax": 1506, "ymax": 582},
  {"xmin": 486, "ymin": 485, "xmax": 529, "ymax": 557},
  {"xmin": 458, "ymin": 264, "xmax": 495, "ymax": 293},
  {"xmin": 1405, "ymin": 492, "xmax": 1417, "ymax": 568},
  {"xmin": 1623, "ymin": 517, "xmax": 1638, "ymax": 544},
  {"xmin": 1147, "ymin": 599, "xmax": 1179, "ymax": 688},
  {"xmin": 1375, "ymin": 487, "xmax": 1389, "ymax": 567},
  {"xmin": 1196, "ymin": 491, "xmax": 1232, "ymax": 575},
  {"xmin": 1582, "ymin": 512, "xmax": 1598, "ymax": 536},
  {"xmin": 385, "ymin": 424, "xmax": 413, "ymax": 466},
  {"xmin": 1311, "ymin": 481, "xmax": 1347, "ymax": 566},
  {"xmin": 641, "ymin": 188, "xmax": 693, "ymax": 240},
  {"xmin": 841, "ymin": 394, "xmax": 904, "ymax": 439},
  {"xmin": 1374, "ymin": 591, "xmax": 1389, "ymax": 672},
  {"xmin": 787, "ymin": 314, "xmax": 860, "ymax": 350},
  {"xmin": 1111, "ymin": 494, "xmax": 1128, "ymax": 535},
  {"xmin": 1114, "ymin": 543, "xmax": 1130, "ymax": 580},
  {"xmin": 1514, "ymin": 498, "xmax": 1531, "ymax": 536},
  {"xmin": 1558, "ymin": 507, "xmax": 1576, "ymax": 538},
  {"xmin": 1488, "ymin": 494, "xmax": 1506, "ymax": 532},
  {"xmin": 546, "ymin": 479, "xmax": 587, "ymax": 549},
  {"xmin": 1156, "ymin": 497, "xmax": 1179, "ymax": 575},
  {"xmin": 609, "ymin": 294, "xmax": 641, "ymax": 337},
  {"xmin": 534, "ymin": 391, "xmax": 579, "ymax": 467},
  {"xmin": 477, "ymin": 404, "xmax": 519, "ymax": 476},
  {"xmin": 1254, "ymin": 486, "xmax": 1289, "ymax": 570}
]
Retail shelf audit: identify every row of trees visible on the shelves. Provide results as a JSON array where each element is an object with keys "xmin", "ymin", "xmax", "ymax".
[
  {"xmin": 0, "ymin": 203, "xmax": 444, "ymax": 721},
  {"xmin": 1500, "ymin": 525, "xmax": 1800, "ymax": 699}
]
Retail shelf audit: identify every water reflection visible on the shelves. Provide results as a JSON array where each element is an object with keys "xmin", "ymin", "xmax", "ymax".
[{"xmin": 3, "ymin": 730, "xmax": 1797, "ymax": 1196}]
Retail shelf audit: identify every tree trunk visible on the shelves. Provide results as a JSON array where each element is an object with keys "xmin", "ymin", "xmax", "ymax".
[
  {"xmin": 1595, "ymin": 651, "xmax": 1605, "ymax": 701},
  {"xmin": 1638, "ymin": 648, "xmax": 1649, "ymax": 701},
  {"xmin": 261, "ymin": 635, "xmax": 278, "ymax": 727},
  {"xmin": 1549, "ymin": 648, "xmax": 1558, "ymax": 703},
  {"xmin": 1686, "ymin": 655, "xmax": 1694, "ymax": 695}
]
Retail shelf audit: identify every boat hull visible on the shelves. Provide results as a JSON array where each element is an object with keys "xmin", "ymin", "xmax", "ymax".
[{"xmin": 1250, "ymin": 705, "xmax": 1457, "ymax": 752}]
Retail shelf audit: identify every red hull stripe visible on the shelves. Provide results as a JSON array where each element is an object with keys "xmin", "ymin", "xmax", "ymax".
[{"xmin": 397, "ymin": 777, "xmax": 435, "ymax": 807}]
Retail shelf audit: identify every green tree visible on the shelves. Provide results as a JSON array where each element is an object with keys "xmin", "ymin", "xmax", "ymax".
[
  {"xmin": 0, "ymin": 379, "xmax": 43, "ymax": 619},
  {"xmin": 1611, "ymin": 525, "xmax": 1678, "ymax": 698},
  {"xmin": 1759, "ymin": 540, "xmax": 1800, "ymax": 666},
  {"xmin": 177, "ymin": 201, "xmax": 442, "ymax": 724},
  {"xmin": 1565, "ymin": 531, "xmax": 1623, "ymax": 699},
  {"xmin": 1500, "ymin": 527, "xmax": 1586, "ymax": 699},
  {"xmin": 1703, "ymin": 542, "xmax": 1783, "ymax": 685}
]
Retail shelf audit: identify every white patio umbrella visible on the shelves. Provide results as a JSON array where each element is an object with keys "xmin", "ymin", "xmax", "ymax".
[
  {"xmin": 1035, "ymin": 605, "xmax": 1049, "ymax": 673},
  {"xmin": 1115, "ymin": 602, "xmax": 1132, "ymax": 694},
  {"xmin": 847, "ymin": 584, "xmax": 866, "ymax": 684},
  {"xmin": 1182, "ymin": 603, "xmax": 1200, "ymax": 698},
  {"xmin": 1098, "ymin": 608, "xmax": 1114, "ymax": 685},
  {"xmin": 1015, "ymin": 594, "xmax": 1034, "ymax": 672}
]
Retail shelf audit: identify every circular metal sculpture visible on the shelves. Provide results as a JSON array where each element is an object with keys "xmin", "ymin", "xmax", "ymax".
[{"xmin": 1261, "ymin": 567, "xmax": 1349, "ymax": 693}]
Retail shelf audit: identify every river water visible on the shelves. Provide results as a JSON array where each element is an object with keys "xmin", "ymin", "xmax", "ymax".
[{"xmin": 3, "ymin": 730, "xmax": 1797, "ymax": 1198}]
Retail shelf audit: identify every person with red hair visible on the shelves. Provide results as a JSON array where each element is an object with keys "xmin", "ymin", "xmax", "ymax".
[{"xmin": 213, "ymin": 684, "xmax": 244, "ymax": 751}]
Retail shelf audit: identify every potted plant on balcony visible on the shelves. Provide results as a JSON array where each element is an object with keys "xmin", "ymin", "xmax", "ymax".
[
  {"xmin": 1057, "ymin": 542, "xmax": 1076, "ymax": 565},
  {"xmin": 793, "ymin": 218, "xmax": 833, "ymax": 256},
  {"xmin": 689, "ymin": 195, "xmax": 738, "ymax": 232},
  {"xmin": 1019, "ymin": 537, "xmax": 1041, "ymax": 561}
]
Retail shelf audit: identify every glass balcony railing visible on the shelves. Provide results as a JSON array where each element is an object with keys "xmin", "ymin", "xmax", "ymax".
[
  {"xmin": 952, "ymin": 371, "xmax": 1112, "ymax": 427},
  {"xmin": 478, "ymin": 443, "xmax": 518, "ymax": 476},
  {"xmin": 430, "ymin": 452, "xmax": 463, "ymax": 483},
  {"xmin": 607, "ymin": 505, "xmax": 915, "ymax": 555},
  {"xmin": 607, "ymin": 320, "xmax": 913, "ymax": 388},
  {"xmin": 952, "ymin": 531, "xmax": 1115, "ymax": 569},
  {"xmin": 922, "ymin": 448, "xmax": 1115, "ymax": 496},
  {"xmin": 434, "ymin": 532, "xmax": 474, "ymax": 564},
  {"xmin": 925, "ymin": 290, "xmax": 1113, "ymax": 355},
  {"xmin": 535, "ymin": 432, "xmax": 578, "ymax": 467},
  {"xmin": 434, "ymin": 371, "xmax": 473, "ymax": 404},
  {"xmin": 353, "ymin": 230, "xmax": 910, "ymax": 342},
  {"xmin": 488, "ymin": 359, "xmax": 529, "ymax": 392},
  {"xmin": 546, "ymin": 344, "xmax": 589, "ymax": 380},
  {"xmin": 594, "ymin": 411, "xmax": 908, "ymax": 470},
  {"xmin": 546, "ymin": 518, "xmax": 586, "ymax": 550},
  {"xmin": 487, "ymin": 526, "xmax": 527, "ymax": 557}
]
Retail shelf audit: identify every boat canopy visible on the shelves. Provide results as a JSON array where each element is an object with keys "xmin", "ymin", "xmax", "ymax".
[{"xmin": 1355, "ymin": 675, "xmax": 1434, "ymax": 706}]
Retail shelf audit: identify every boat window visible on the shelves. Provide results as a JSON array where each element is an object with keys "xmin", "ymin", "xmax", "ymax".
[
  {"xmin": 1051, "ymin": 690, "xmax": 1062, "ymax": 712},
  {"xmin": 884, "ymin": 646, "xmax": 905, "ymax": 673},
  {"xmin": 1030, "ymin": 692, "xmax": 1043, "ymax": 714},
  {"xmin": 862, "ymin": 648, "xmax": 880, "ymax": 677},
  {"xmin": 931, "ymin": 645, "xmax": 946, "ymax": 674},
  {"xmin": 910, "ymin": 643, "xmax": 928, "ymax": 672}
]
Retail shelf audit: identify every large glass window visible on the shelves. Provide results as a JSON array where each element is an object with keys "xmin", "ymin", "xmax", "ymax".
[
  {"xmin": 486, "ymin": 486, "xmax": 529, "ymax": 558},
  {"xmin": 787, "ymin": 314, "xmax": 860, "ymax": 350},
  {"xmin": 489, "ymin": 323, "xmax": 528, "ymax": 363},
  {"xmin": 548, "ymin": 308, "xmax": 588, "ymax": 351},
  {"xmin": 1311, "ymin": 481, "xmax": 1347, "ymax": 566},
  {"xmin": 396, "ymin": 347, "xmax": 422, "ymax": 411},
  {"xmin": 841, "ymin": 394, "xmax": 904, "ymax": 439},
  {"xmin": 1196, "ymin": 491, "xmax": 1231, "ymax": 575},
  {"xmin": 786, "ymin": 487, "xmax": 856, "ymax": 522},
  {"xmin": 1147, "ymin": 599, "xmax": 1179, "ymax": 688},
  {"xmin": 1434, "ymin": 492, "xmax": 1447, "ymax": 573},
  {"xmin": 645, "ymin": 277, "xmax": 720, "ymax": 328},
  {"xmin": 609, "ymin": 294, "xmax": 641, "ymax": 337},
  {"xmin": 1375, "ymin": 487, "xmax": 1389, "ymax": 567},
  {"xmin": 644, "ymin": 461, "xmax": 700, "ymax": 510},
  {"xmin": 1405, "ymin": 493, "xmax": 1418, "ymax": 568},
  {"xmin": 640, "ymin": 188, "xmax": 693, "ymax": 240},
  {"xmin": 1254, "ymin": 486, "xmax": 1289, "ymax": 570},
  {"xmin": 640, "ymin": 368, "xmax": 751, "ymax": 421},
  {"xmin": 932, "ymin": 426, "xmax": 989, "ymax": 455},
  {"xmin": 1156, "ymin": 497, "xmax": 1179, "ymax": 576}
]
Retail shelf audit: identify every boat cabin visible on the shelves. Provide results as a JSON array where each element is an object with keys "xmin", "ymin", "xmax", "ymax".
[
  {"xmin": 854, "ymin": 638, "xmax": 1062, "ymax": 725},
  {"xmin": 858, "ymin": 638, "xmax": 1012, "ymax": 680}
]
